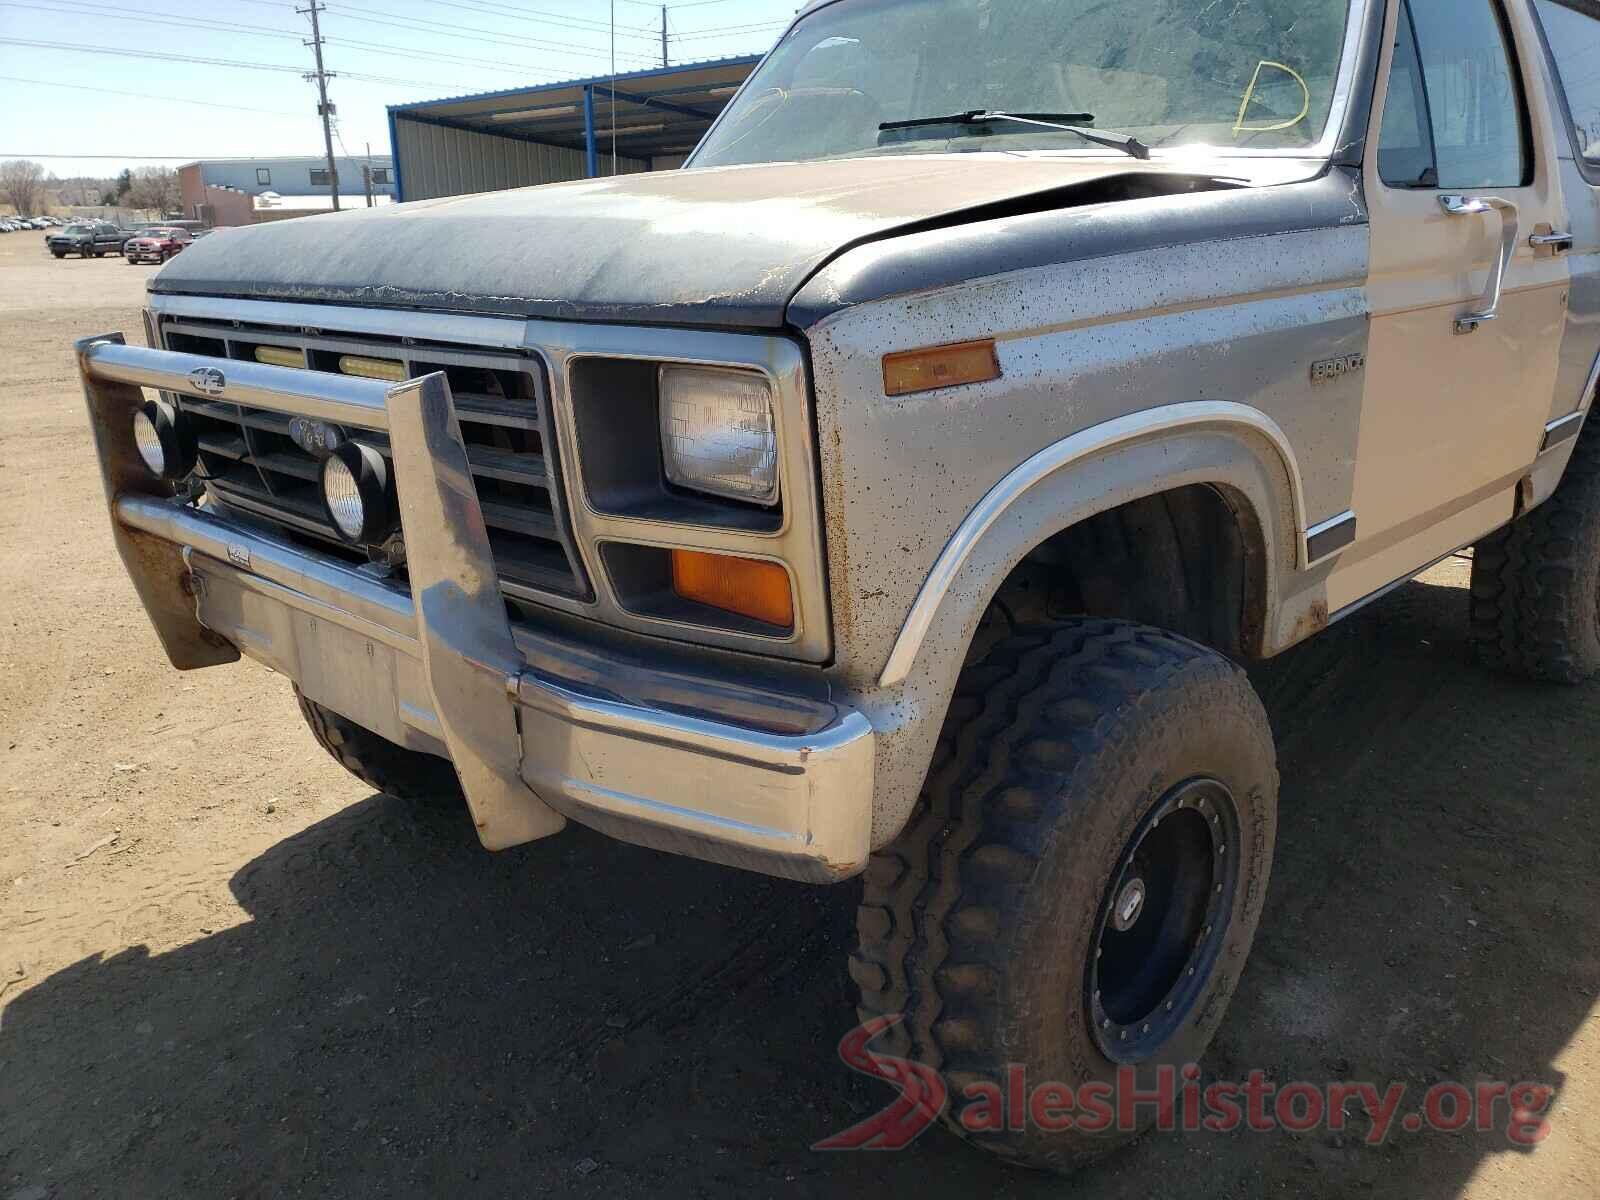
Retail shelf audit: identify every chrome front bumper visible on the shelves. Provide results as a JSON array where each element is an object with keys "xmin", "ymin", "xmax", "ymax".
[{"xmin": 77, "ymin": 334, "xmax": 875, "ymax": 882}]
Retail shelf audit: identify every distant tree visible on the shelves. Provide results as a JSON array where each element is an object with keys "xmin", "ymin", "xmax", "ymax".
[
  {"xmin": 126, "ymin": 166, "xmax": 180, "ymax": 216},
  {"xmin": 114, "ymin": 168, "xmax": 133, "ymax": 204},
  {"xmin": 0, "ymin": 159, "xmax": 45, "ymax": 216}
]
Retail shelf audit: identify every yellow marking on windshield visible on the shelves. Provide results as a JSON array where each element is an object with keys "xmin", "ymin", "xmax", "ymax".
[{"xmin": 1233, "ymin": 60, "xmax": 1311, "ymax": 138}]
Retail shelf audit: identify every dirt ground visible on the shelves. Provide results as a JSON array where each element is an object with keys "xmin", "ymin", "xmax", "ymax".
[{"xmin": 2, "ymin": 244, "xmax": 1598, "ymax": 1199}]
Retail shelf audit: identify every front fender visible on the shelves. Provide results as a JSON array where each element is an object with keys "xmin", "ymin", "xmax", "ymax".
[
  {"xmin": 877, "ymin": 407, "xmax": 1304, "ymax": 687},
  {"xmin": 842, "ymin": 422, "xmax": 1314, "ymax": 850},
  {"xmin": 805, "ymin": 219, "xmax": 1370, "ymax": 848}
]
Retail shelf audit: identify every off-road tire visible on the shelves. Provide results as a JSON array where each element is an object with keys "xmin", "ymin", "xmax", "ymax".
[
  {"xmin": 851, "ymin": 617, "xmax": 1278, "ymax": 1171},
  {"xmin": 1470, "ymin": 418, "xmax": 1600, "ymax": 683},
  {"xmin": 294, "ymin": 685, "xmax": 464, "ymax": 804},
  {"xmin": 51, "ymin": 249, "xmax": 65, "ymax": 259}
]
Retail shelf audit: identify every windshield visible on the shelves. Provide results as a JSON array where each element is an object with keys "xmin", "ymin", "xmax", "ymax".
[
  {"xmin": 693, "ymin": 0, "xmax": 1353, "ymax": 168},
  {"xmin": 63, "ymin": 225, "xmax": 91, "ymax": 235}
]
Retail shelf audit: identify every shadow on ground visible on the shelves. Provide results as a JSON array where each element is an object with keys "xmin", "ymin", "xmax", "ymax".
[{"xmin": 4, "ymin": 575, "xmax": 1598, "ymax": 1197}]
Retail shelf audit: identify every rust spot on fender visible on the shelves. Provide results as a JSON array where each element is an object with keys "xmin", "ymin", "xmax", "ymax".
[{"xmin": 1288, "ymin": 600, "xmax": 1329, "ymax": 645}]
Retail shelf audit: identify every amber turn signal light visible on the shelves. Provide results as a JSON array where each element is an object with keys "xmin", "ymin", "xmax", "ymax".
[
  {"xmin": 671, "ymin": 549, "xmax": 794, "ymax": 629},
  {"xmin": 882, "ymin": 339, "xmax": 1001, "ymax": 397}
]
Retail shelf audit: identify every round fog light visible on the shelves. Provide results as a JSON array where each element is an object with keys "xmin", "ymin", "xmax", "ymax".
[
  {"xmin": 320, "ymin": 442, "xmax": 396, "ymax": 544},
  {"xmin": 132, "ymin": 398, "xmax": 197, "ymax": 480}
]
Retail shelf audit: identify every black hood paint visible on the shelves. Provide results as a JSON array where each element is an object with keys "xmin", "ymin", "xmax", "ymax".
[{"xmin": 151, "ymin": 156, "xmax": 1249, "ymax": 329}]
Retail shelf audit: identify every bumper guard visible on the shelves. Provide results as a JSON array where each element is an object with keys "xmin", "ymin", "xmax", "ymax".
[{"xmin": 76, "ymin": 333, "xmax": 873, "ymax": 881}]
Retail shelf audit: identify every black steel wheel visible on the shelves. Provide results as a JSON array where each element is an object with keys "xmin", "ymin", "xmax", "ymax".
[{"xmin": 1088, "ymin": 778, "xmax": 1240, "ymax": 1063}]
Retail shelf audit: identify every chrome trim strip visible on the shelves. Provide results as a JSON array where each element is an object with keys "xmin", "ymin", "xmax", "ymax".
[
  {"xmin": 1583, "ymin": 346, "xmax": 1600, "ymax": 415},
  {"xmin": 877, "ymin": 402, "xmax": 1309, "ymax": 688},
  {"xmin": 1304, "ymin": 509, "xmax": 1358, "ymax": 567},
  {"xmin": 149, "ymin": 291, "xmax": 532, "ymax": 349},
  {"xmin": 1541, "ymin": 411, "xmax": 1586, "ymax": 452}
]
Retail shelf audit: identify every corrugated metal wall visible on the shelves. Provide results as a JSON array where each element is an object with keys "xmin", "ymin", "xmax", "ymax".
[{"xmin": 395, "ymin": 117, "xmax": 647, "ymax": 201}]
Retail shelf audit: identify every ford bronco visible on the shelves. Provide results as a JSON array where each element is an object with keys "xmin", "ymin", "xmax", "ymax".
[{"xmin": 75, "ymin": 0, "xmax": 1600, "ymax": 1171}]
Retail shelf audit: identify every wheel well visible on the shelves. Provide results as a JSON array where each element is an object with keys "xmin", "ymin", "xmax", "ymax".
[{"xmin": 988, "ymin": 484, "xmax": 1267, "ymax": 659}]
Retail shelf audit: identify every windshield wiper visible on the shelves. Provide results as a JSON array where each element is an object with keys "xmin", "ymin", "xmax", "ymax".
[{"xmin": 878, "ymin": 109, "xmax": 1151, "ymax": 161}]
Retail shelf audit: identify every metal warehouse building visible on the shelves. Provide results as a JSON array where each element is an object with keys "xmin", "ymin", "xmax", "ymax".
[{"xmin": 386, "ymin": 57, "xmax": 761, "ymax": 202}]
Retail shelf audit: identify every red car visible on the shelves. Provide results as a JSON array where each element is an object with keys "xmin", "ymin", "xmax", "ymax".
[{"xmin": 124, "ymin": 227, "xmax": 192, "ymax": 264}]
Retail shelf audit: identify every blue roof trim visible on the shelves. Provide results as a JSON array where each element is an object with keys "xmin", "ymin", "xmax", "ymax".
[{"xmin": 385, "ymin": 54, "xmax": 764, "ymax": 116}]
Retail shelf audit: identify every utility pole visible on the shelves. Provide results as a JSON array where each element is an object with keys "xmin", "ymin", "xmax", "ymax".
[
  {"xmin": 362, "ymin": 140, "xmax": 374, "ymax": 207},
  {"xmin": 298, "ymin": 0, "xmax": 341, "ymax": 212},
  {"xmin": 661, "ymin": 4, "xmax": 669, "ymax": 67}
]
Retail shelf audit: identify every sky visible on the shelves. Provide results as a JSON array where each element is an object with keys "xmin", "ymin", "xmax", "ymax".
[{"xmin": 0, "ymin": 0, "xmax": 802, "ymax": 178}]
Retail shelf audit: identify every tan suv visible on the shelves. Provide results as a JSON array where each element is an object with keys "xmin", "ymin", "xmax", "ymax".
[{"xmin": 74, "ymin": 0, "xmax": 1600, "ymax": 1171}]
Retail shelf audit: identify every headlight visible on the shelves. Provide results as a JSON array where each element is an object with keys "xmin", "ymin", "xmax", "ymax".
[
  {"xmin": 319, "ymin": 442, "xmax": 396, "ymax": 543},
  {"xmin": 132, "ymin": 398, "xmax": 196, "ymax": 480},
  {"xmin": 658, "ymin": 365, "xmax": 779, "ymax": 506}
]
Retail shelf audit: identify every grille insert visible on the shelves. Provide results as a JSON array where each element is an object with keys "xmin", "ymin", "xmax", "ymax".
[{"xmin": 161, "ymin": 320, "xmax": 591, "ymax": 602}]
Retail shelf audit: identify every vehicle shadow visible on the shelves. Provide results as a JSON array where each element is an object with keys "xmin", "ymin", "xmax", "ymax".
[{"xmin": 3, "ymin": 575, "xmax": 1596, "ymax": 1197}]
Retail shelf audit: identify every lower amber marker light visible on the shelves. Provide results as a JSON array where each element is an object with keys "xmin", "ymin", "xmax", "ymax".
[{"xmin": 671, "ymin": 549, "xmax": 794, "ymax": 629}]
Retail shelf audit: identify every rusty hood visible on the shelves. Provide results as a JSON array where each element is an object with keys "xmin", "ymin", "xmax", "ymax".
[{"xmin": 150, "ymin": 155, "xmax": 1241, "ymax": 329}]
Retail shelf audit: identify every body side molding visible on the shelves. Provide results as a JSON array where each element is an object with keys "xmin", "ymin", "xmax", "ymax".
[{"xmin": 876, "ymin": 402, "xmax": 1310, "ymax": 688}]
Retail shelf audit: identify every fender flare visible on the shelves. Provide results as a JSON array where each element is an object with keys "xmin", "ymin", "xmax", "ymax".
[{"xmin": 876, "ymin": 402, "xmax": 1310, "ymax": 687}]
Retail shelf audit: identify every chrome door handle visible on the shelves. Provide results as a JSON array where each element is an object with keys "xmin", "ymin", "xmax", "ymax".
[
  {"xmin": 1439, "ymin": 194, "xmax": 1520, "ymax": 335},
  {"xmin": 1529, "ymin": 230, "xmax": 1574, "ymax": 251}
]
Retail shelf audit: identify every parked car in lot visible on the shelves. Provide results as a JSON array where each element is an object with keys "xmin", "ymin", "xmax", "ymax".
[
  {"xmin": 123, "ymin": 227, "xmax": 193, "ymax": 264},
  {"xmin": 47, "ymin": 221, "xmax": 129, "ymax": 258},
  {"xmin": 72, "ymin": 0, "xmax": 1600, "ymax": 1174}
]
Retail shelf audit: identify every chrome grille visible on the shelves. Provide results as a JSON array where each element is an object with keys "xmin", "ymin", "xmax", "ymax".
[{"xmin": 158, "ymin": 317, "xmax": 590, "ymax": 602}]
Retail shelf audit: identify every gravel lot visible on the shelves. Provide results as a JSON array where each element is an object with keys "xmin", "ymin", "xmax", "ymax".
[{"xmin": 2, "ymin": 244, "xmax": 1597, "ymax": 1198}]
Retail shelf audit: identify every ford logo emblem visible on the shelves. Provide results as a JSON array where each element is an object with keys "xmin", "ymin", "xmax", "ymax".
[{"xmin": 188, "ymin": 366, "xmax": 226, "ymax": 397}]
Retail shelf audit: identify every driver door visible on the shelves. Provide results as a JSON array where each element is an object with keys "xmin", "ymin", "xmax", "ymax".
[{"xmin": 1330, "ymin": 0, "xmax": 1570, "ymax": 610}]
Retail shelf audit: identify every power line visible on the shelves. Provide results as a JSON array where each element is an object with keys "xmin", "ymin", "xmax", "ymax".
[
  {"xmin": 1, "ymin": 0, "xmax": 301, "ymax": 40},
  {"xmin": 671, "ymin": 21, "xmax": 788, "ymax": 41},
  {"xmin": 620, "ymin": 0, "xmax": 750, "ymax": 9},
  {"xmin": 322, "ymin": 0, "xmax": 662, "ymax": 66},
  {"xmin": 0, "ymin": 75, "xmax": 305, "ymax": 117},
  {"xmin": 422, "ymin": 0, "xmax": 660, "ymax": 40},
  {"xmin": 5, "ymin": 0, "xmax": 585, "ymax": 80},
  {"xmin": 231, "ymin": 0, "xmax": 661, "ymax": 38},
  {"xmin": 2, "ymin": 152, "xmax": 325, "ymax": 159},
  {"xmin": 0, "ymin": 37, "xmax": 476, "ymax": 90},
  {"xmin": 328, "ymin": 34, "xmax": 576, "ymax": 77}
]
